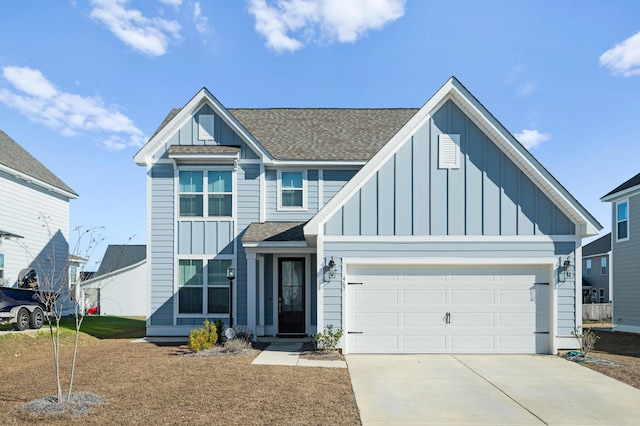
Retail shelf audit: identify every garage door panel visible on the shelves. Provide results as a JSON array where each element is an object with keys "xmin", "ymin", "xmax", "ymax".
[
  {"xmin": 346, "ymin": 265, "xmax": 551, "ymax": 354},
  {"xmin": 451, "ymin": 290, "xmax": 494, "ymax": 304},
  {"xmin": 402, "ymin": 290, "xmax": 446, "ymax": 304}
]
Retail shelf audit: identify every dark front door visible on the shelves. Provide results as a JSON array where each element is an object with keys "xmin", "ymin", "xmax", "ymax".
[{"xmin": 278, "ymin": 258, "xmax": 305, "ymax": 334}]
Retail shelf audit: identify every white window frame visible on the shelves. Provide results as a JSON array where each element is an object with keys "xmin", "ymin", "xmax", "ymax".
[
  {"xmin": 601, "ymin": 257, "xmax": 607, "ymax": 276},
  {"xmin": 177, "ymin": 167, "xmax": 234, "ymax": 219},
  {"xmin": 277, "ymin": 169, "xmax": 307, "ymax": 211},
  {"xmin": 586, "ymin": 259, "xmax": 591, "ymax": 277},
  {"xmin": 176, "ymin": 255, "xmax": 234, "ymax": 316},
  {"xmin": 616, "ymin": 199, "xmax": 629, "ymax": 242}
]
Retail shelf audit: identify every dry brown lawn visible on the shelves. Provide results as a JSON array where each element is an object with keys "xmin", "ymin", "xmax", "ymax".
[
  {"xmin": 580, "ymin": 328, "xmax": 640, "ymax": 389},
  {"xmin": 0, "ymin": 332, "xmax": 360, "ymax": 425}
]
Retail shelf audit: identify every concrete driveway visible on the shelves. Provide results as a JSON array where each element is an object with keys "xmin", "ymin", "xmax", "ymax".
[{"xmin": 346, "ymin": 354, "xmax": 640, "ymax": 425}]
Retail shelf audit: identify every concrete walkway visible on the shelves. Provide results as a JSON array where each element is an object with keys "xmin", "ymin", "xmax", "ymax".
[
  {"xmin": 252, "ymin": 342, "xmax": 347, "ymax": 368},
  {"xmin": 347, "ymin": 354, "xmax": 640, "ymax": 425}
]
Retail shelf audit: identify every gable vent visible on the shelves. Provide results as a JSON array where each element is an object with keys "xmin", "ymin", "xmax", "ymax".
[
  {"xmin": 438, "ymin": 134, "xmax": 460, "ymax": 169},
  {"xmin": 198, "ymin": 114, "xmax": 214, "ymax": 141}
]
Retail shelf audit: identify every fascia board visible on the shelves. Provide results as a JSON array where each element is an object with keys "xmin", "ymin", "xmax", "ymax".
[
  {"xmin": 304, "ymin": 79, "xmax": 456, "ymax": 238},
  {"xmin": 266, "ymin": 160, "xmax": 367, "ymax": 167},
  {"xmin": 0, "ymin": 163, "xmax": 78, "ymax": 199},
  {"xmin": 80, "ymin": 259, "xmax": 146, "ymax": 286},
  {"xmin": 134, "ymin": 88, "xmax": 272, "ymax": 166},
  {"xmin": 601, "ymin": 184, "xmax": 640, "ymax": 202}
]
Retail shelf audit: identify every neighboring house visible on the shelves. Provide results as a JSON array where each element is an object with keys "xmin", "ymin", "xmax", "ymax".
[
  {"xmin": 135, "ymin": 77, "xmax": 601, "ymax": 354},
  {"xmin": 581, "ymin": 233, "xmax": 611, "ymax": 304},
  {"xmin": 81, "ymin": 245, "xmax": 148, "ymax": 317},
  {"xmin": 0, "ymin": 130, "xmax": 78, "ymax": 303},
  {"xmin": 602, "ymin": 172, "xmax": 640, "ymax": 333}
]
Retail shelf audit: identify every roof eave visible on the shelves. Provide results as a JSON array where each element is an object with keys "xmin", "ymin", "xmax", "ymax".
[
  {"xmin": 0, "ymin": 163, "xmax": 78, "ymax": 199},
  {"xmin": 601, "ymin": 183, "xmax": 640, "ymax": 202}
]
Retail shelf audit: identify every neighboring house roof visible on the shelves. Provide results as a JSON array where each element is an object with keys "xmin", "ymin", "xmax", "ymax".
[
  {"xmin": 582, "ymin": 233, "xmax": 611, "ymax": 257},
  {"xmin": 94, "ymin": 245, "xmax": 146, "ymax": 278},
  {"xmin": 227, "ymin": 108, "xmax": 418, "ymax": 161},
  {"xmin": 242, "ymin": 222, "xmax": 306, "ymax": 243},
  {"xmin": 0, "ymin": 229, "xmax": 24, "ymax": 239},
  {"xmin": 0, "ymin": 130, "xmax": 78, "ymax": 198},
  {"xmin": 305, "ymin": 76, "xmax": 602, "ymax": 239},
  {"xmin": 601, "ymin": 171, "xmax": 640, "ymax": 201}
]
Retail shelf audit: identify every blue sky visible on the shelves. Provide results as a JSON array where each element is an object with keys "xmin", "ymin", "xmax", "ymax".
[{"xmin": 1, "ymin": 0, "xmax": 639, "ymax": 267}]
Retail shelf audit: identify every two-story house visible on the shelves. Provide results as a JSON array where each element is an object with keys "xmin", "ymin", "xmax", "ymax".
[
  {"xmin": 581, "ymin": 233, "xmax": 611, "ymax": 304},
  {"xmin": 0, "ymin": 130, "xmax": 78, "ymax": 296},
  {"xmin": 135, "ymin": 77, "xmax": 601, "ymax": 354},
  {"xmin": 602, "ymin": 172, "xmax": 640, "ymax": 333}
]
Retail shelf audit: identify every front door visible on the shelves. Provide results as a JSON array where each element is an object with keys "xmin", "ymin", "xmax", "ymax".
[{"xmin": 278, "ymin": 258, "xmax": 305, "ymax": 335}]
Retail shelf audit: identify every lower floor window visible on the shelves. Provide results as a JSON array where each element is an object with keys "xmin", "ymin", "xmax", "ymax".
[{"xmin": 178, "ymin": 258, "xmax": 231, "ymax": 314}]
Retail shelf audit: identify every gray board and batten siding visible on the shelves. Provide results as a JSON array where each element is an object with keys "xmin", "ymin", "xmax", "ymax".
[
  {"xmin": 320, "ymin": 100, "xmax": 577, "ymax": 335},
  {"xmin": 612, "ymin": 192, "xmax": 640, "ymax": 327},
  {"xmin": 324, "ymin": 100, "xmax": 575, "ymax": 237}
]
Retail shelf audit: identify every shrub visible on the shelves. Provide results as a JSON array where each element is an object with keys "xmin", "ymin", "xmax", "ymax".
[
  {"xmin": 572, "ymin": 327, "xmax": 600, "ymax": 355},
  {"xmin": 212, "ymin": 319, "xmax": 225, "ymax": 344},
  {"xmin": 188, "ymin": 320, "xmax": 218, "ymax": 353},
  {"xmin": 313, "ymin": 324, "xmax": 343, "ymax": 351},
  {"xmin": 222, "ymin": 337, "xmax": 253, "ymax": 353},
  {"xmin": 234, "ymin": 326, "xmax": 254, "ymax": 342}
]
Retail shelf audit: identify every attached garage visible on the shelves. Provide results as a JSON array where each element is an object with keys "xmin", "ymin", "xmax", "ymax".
[{"xmin": 345, "ymin": 264, "xmax": 551, "ymax": 354}]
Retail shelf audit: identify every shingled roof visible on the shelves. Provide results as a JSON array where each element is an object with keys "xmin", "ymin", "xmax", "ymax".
[
  {"xmin": 242, "ymin": 222, "xmax": 306, "ymax": 243},
  {"xmin": 94, "ymin": 245, "xmax": 146, "ymax": 277},
  {"xmin": 227, "ymin": 108, "xmax": 418, "ymax": 161},
  {"xmin": 0, "ymin": 130, "xmax": 78, "ymax": 197},
  {"xmin": 602, "ymin": 171, "xmax": 640, "ymax": 199},
  {"xmin": 582, "ymin": 233, "xmax": 611, "ymax": 257},
  {"xmin": 151, "ymin": 107, "xmax": 418, "ymax": 161}
]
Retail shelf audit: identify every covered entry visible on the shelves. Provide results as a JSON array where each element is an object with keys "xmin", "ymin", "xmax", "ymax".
[{"xmin": 345, "ymin": 264, "xmax": 552, "ymax": 354}]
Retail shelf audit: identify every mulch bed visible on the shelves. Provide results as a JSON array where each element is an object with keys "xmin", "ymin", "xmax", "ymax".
[
  {"xmin": 299, "ymin": 341, "xmax": 345, "ymax": 361},
  {"xmin": 0, "ymin": 335, "xmax": 360, "ymax": 425}
]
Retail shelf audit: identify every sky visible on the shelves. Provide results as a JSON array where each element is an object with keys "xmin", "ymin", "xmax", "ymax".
[{"xmin": 1, "ymin": 0, "xmax": 640, "ymax": 268}]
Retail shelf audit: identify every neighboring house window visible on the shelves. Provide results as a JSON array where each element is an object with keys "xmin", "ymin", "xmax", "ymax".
[
  {"xmin": 69, "ymin": 265, "xmax": 78, "ymax": 284},
  {"xmin": 599, "ymin": 288, "xmax": 605, "ymax": 303},
  {"xmin": 179, "ymin": 171, "xmax": 203, "ymax": 217},
  {"xmin": 0, "ymin": 253, "xmax": 4, "ymax": 282},
  {"xmin": 617, "ymin": 200, "xmax": 629, "ymax": 241},
  {"xmin": 586, "ymin": 259, "xmax": 591, "ymax": 277},
  {"xmin": 601, "ymin": 258, "xmax": 607, "ymax": 275},
  {"xmin": 178, "ymin": 258, "xmax": 231, "ymax": 315},
  {"xmin": 208, "ymin": 171, "xmax": 232, "ymax": 217},
  {"xmin": 207, "ymin": 259, "xmax": 231, "ymax": 314},
  {"xmin": 178, "ymin": 259, "xmax": 203, "ymax": 314},
  {"xmin": 278, "ymin": 170, "xmax": 306, "ymax": 210}
]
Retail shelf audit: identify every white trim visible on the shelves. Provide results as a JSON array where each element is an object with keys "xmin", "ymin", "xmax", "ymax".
[
  {"xmin": 259, "ymin": 163, "xmax": 266, "ymax": 222},
  {"xmin": 145, "ymin": 164, "xmax": 153, "ymax": 328},
  {"xmin": 176, "ymin": 166, "xmax": 235, "ymax": 219},
  {"xmin": 168, "ymin": 153, "xmax": 239, "ymax": 164},
  {"xmin": 246, "ymin": 252, "xmax": 257, "ymax": 337},
  {"xmin": 601, "ymin": 184, "xmax": 640, "ymax": 202},
  {"xmin": 238, "ymin": 159, "xmax": 262, "ymax": 165},
  {"xmin": 0, "ymin": 163, "xmax": 78, "ymax": 199},
  {"xmin": 243, "ymin": 242, "xmax": 309, "ymax": 249},
  {"xmin": 304, "ymin": 77, "xmax": 601, "ymax": 240},
  {"xmin": 257, "ymin": 255, "xmax": 265, "ymax": 336},
  {"xmin": 80, "ymin": 260, "xmax": 146, "ymax": 287},
  {"xmin": 277, "ymin": 169, "xmax": 308, "ymax": 211},
  {"xmin": 582, "ymin": 252, "xmax": 610, "ymax": 259},
  {"xmin": 615, "ymin": 199, "xmax": 630, "ymax": 242},
  {"xmin": 322, "ymin": 234, "xmax": 577, "ymax": 243},
  {"xmin": 574, "ymin": 238, "xmax": 583, "ymax": 335},
  {"xmin": 267, "ymin": 160, "xmax": 367, "ymax": 167},
  {"xmin": 245, "ymin": 246, "xmax": 314, "ymax": 254},
  {"xmin": 134, "ymin": 88, "xmax": 271, "ymax": 166}
]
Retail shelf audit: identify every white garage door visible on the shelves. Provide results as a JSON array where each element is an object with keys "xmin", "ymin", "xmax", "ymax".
[{"xmin": 346, "ymin": 265, "xmax": 550, "ymax": 354}]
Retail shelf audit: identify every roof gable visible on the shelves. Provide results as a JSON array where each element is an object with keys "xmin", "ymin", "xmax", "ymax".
[
  {"xmin": 305, "ymin": 77, "xmax": 602, "ymax": 239},
  {"xmin": 0, "ymin": 130, "xmax": 78, "ymax": 198},
  {"xmin": 582, "ymin": 233, "xmax": 611, "ymax": 257},
  {"xmin": 134, "ymin": 88, "xmax": 271, "ymax": 166},
  {"xmin": 94, "ymin": 244, "xmax": 146, "ymax": 277}
]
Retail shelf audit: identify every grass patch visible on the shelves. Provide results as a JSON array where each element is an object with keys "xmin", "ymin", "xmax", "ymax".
[{"xmin": 59, "ymin": 316, "xmax": 146, "ymax": 339}]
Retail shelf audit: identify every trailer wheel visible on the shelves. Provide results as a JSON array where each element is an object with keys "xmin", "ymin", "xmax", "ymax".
[
  {"xmin": 29, "ymin": 307, "xmax": 44, "ymax": 329},
  {"xmin": 12, "ymin": 308, "xmax": 29, "ymax": 331}
]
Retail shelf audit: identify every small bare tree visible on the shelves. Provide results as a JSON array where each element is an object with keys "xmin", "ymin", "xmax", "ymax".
[{"xmin": 13, "ymin": 213, "xmax": 129, "ymax": 405}]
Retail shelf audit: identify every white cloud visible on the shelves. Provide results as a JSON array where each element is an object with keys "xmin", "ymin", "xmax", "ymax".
[
  {"xmin": 0, "ymin": 66, "xmax": 146, "ymax": 150},
  {"xmin": 90, "ymin": 0, "xmax": 181, "ymax": 57},
  {"xmin": 600, "ymin": 31, "xmax": 640, "ymax": 77},
  {"xmin": 159, "ymin": 0, "xmax": 182, "ymax": 9},
  {"xmin": 514, "ymin": 129, "xmax": 550, "ymax": 149},
  {"xmin": 194, "ymin": 2, "xmax": 209, "ymax": 35},
  {"xmin": 247, "ymin": 0, "xmax": 405, "ymax": 52}
]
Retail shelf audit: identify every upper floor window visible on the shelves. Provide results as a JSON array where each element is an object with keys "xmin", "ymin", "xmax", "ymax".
[
  {"xmin": 278, "ymin": 170, "xmax": 306, "ymax": 210},
  {"xmin": 601, "ymin": 257, "xmax": 607, "ymax": 275},
  {"xmin": 0, "ymin": 253, "xmax": 4, "ymax": 283},
  {"xmin": 617, "ymin": 200, "xmax": 629, "ymax": 241},
  {"xmin": 179, "ymin": 170, "xmax": 233, "ymax": 217},
  {"xmin": 599, "ymin": 288, "xmax": 605, "ymax": 303},
  {"xmin": 586, "ymin": 259, "xmax": 592, "ymax": 277}
]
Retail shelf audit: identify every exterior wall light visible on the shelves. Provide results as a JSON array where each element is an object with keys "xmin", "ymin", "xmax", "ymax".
[
  {"xmin": 328, "ymin": 257, "xmax": 336, "ymax": 278},
  {"xmin": 563, "ymin": 257, "xmax": 573, "ymax": 279}
]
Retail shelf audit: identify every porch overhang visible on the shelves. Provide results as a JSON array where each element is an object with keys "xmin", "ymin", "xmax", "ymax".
[
  {"xmin": 167, "ymin": 145, "xmax": 240, "ymax": 164},
  {"xmin": 241, "ymin": 221, "xmax": 308, "ymax": 250}
]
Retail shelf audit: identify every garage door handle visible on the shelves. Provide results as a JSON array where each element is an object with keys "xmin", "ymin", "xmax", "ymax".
[{"xmin": 443, "ymin": 312, "xmax": 451, "ymax": 324}]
